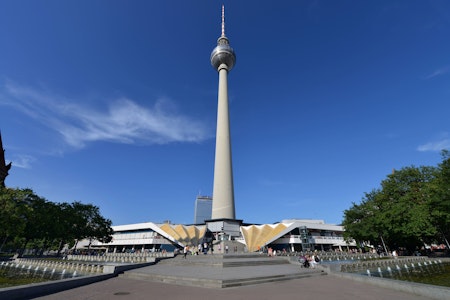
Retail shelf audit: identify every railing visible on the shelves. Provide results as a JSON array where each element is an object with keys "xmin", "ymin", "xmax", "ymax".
[
  {"xmin": 275, "ymin": 235, "xmax": 356, "ymax": 246},
  {"xmin": 286, "ymin": 251, "xmax": 384, "ymax": 263},
  {"xmin": 66, "ymin": 251, "xmax": 174, "ymax": 263},
  {"xmin": 99, "ymin": 238, "xmax": 169, "ymax": 246},
  {"xmin": 11, "ymin": 258, "xmax": 104, "ymax": 274},
  {"xmin": 286, "ymin": 235, "xmax": 346, "ymax": 240}
]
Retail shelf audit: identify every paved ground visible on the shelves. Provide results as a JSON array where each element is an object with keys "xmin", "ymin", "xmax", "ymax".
[
  {"xmin": 31, "ymin": 255, "xmax": 444, "ymax": 299},
  {"xmin": 34, "ymin": 273, "xmax": 435, "ymax": 300},
  {"xmin": 122, "ymin": 255, "xmax": 323, "ymax": 283}
]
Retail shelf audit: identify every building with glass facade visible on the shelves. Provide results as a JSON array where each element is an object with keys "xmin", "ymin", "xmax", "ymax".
[{"xmin": 194, "ymin": 195, "xmax": 212, "ymax": 224}]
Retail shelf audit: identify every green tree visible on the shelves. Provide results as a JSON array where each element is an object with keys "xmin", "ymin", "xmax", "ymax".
[
  {"xmin": 53, "ymin": 202, "xmax": 78, "ymax": 255},
  {"xmin": 343, "ymin": 190, "xmax": 380, "ymax": 244},
  {"xmin": 0, "ymin": 187, "xmax": 113, "ymax": 256},
  {"xmin": 429, "ymin": 150, "xmax": 450, "ymax": 248},
  {"xmin": 19, "ymin": 191, "xmax": 56, "ymax": 256},
  {"xmin": 343, "ymin": 164, "xmax": 441, "ymax": 254},
  {"xmin": 71, "ymin": 202, "xmax": 113, "ymax": 251},
  {"xmin": 0, "ymin": 187, "xmax": 27, "ymax": 251},
  {"xmin": 380, "ymin": 166, "xmax": 437, "ymax": 251}
]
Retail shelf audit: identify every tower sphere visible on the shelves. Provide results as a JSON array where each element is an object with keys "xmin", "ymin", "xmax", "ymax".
[{"xmin": 210, "ymin": 37, "xmax": 236, "ymax": 71}]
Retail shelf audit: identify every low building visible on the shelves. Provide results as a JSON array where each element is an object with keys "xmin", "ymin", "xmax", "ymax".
[
  {"xmin": 241, "ymin": 219, "xmax": 356, "ymax": 252},
  {"xmin": 83, "ymin": 219, "xmax": 356, "ymax": 254}
]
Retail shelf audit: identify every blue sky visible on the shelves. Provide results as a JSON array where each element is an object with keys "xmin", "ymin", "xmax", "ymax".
[{"xmin": 1, "ymin": 1, "xmax": 449, "ymax": 226}]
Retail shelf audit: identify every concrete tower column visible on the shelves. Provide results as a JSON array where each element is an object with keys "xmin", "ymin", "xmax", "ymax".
[
  {"xmin": 212, "ymin": 63, "xmax": 235, "ymax": 219},
  {"xmin": 210, "ymin": 6, "xmax": 236, "ymax": 220}
]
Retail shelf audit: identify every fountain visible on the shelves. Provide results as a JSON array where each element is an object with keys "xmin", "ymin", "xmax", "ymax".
[
  {"xmin": 387, "ymin": 266, "xmax": 392, "ymax": 276},
  {"xmin": 377, "ymin": 267, "xmax": 383, "ymax": 278},
  {"xmin": 339, "ymin": 257, "xmax": 450, "ymax": 288}
]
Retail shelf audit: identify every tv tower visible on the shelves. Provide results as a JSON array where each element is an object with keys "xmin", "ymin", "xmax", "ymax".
[{"xmin": 210, "ymin": 5, "xmax": 236, "ymax": 220}]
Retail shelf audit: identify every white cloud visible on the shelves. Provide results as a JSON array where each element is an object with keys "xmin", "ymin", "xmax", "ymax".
[
  {"xmin": 423, "ymin": 66, "xmax": 450, "ymax": 79},
  {"xmin": 417, "ymin": 135, "xmax": 450, "ymax": 152},
  {"xmin": 10, "ymin": 154, "xmax": 35, "ymax": 169},
  {"xmin": 0, "ymin": 81, "xmax": 212, "ymax": 149}
]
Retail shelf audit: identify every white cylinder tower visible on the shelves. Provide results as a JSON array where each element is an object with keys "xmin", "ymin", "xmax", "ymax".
[{"xmin": 210, "ymin": 6, "xmax": 236, "ymax": 220}]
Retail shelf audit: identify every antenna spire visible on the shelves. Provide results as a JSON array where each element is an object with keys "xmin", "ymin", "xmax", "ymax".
[
  {"xmin": 211, "ymin": 4, "xmax": 235, "ymax": 71},
  {"xmin": 221, "ymin": 5, "xmax": 225, "ymax": 37}
]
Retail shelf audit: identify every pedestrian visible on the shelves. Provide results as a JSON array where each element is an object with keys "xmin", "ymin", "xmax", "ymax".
[
  {"xmin": 225, "ymin": 245, "xmax": 229, "ymax": 253},
  {"xmin": 309, "ymin": 254, "xmax": 318, "ymax": 268},
  {"xmin": 183, "ymin": 245, "xmax": 188, "ymax": 259}
]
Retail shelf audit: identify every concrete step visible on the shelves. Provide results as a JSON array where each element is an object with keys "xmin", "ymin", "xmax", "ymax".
[
  {"xmin": 119, "ymin": 268, "xmax": 325, "ymax": 289},
  {"xmin": 223, "ymin": 258, "xmax": 290, "ymax": 267},
  {"xmin": 158, "ymin": 255, "xmax": 290, "ymax": 268},
  {"xmin": 221, "ymin": 271, "xmax": 325, "ymax": 288},
  {"xmin": 122, "ymin": 254, "xmax": 325, "ymax": 288}
]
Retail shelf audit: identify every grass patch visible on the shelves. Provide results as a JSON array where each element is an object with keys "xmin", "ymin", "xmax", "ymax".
[{"xmin": 0, "ymin": 269, "xmax": 50, "ymax": 288}]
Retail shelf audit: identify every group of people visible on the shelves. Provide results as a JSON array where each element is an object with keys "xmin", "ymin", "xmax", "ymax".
[
  {"xmin": 267, "ymin": 247, "xmax": 288, "ymax": 257},
  {"xmin": 182, "ymin": 243, "xmax": 239, "ymax": 258},
  {"xmin": 298, "ymin": 254, "xmax": 320, "ymax": 268},
  {"xmin": 182, "ymin": 242, "xmax": 215, "ymax": 258}
]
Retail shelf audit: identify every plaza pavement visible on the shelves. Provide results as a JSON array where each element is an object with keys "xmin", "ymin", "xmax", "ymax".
[
  {"xmin": 33, "ymin": 255, "xmax": 439, "ymax": 300},
  {"xmin": 34, "ymin": 273, "xmax": 436, "ymax": 300}
]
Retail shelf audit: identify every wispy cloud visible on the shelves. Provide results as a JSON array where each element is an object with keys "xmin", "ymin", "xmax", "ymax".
[
  {"xmin": 10, "ymin": 154, "xmax": 35, "ymax": 169},
  {"xmin": 0, "ymin": 81, "xmax": 212, "ymax": 149},
  {"xmin": 417, "ymin": 134, "xmax": 450, "ymax": 152},
  {"xmin": 423, "ymin": 66, "xmax": 450, "ymax": 79}
]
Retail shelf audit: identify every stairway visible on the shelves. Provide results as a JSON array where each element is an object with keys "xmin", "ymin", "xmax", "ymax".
[{"xmin": 119, "ymin": 254, "xmax": 325, "ymax": 288}]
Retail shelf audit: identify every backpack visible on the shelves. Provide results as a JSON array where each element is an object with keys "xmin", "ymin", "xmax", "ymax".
[{"xmin": 314, "ymin": 256, "xmax": 320, "ymax": 262}]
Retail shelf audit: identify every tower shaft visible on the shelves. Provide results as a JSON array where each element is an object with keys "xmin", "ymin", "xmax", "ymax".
[
  {"xmin": 210, "ymin": 5, "xmax": 236, "ymax": 220},
  {"xmin": 212, "ymin": 65, "xmax": 235, "ymax": 219}
]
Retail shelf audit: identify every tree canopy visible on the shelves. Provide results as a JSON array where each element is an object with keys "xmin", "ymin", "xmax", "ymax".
[
  {"xmin": 0, "ymin": 187, "xmax": 113, "ymax": 256},
  {"xmin": 342, "ymin": 151, "xmax": 450, "ymax": 254}
]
